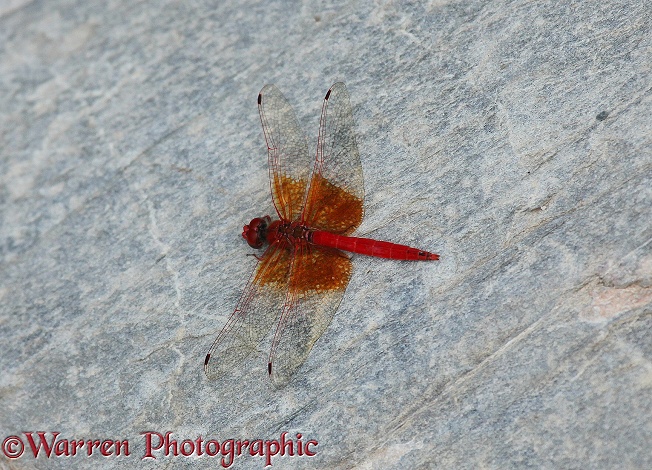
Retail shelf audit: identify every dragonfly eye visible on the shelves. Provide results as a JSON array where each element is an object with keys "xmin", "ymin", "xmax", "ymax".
[{"xmin": 242, "ymin": 217, "xmax": 267, "ymax": 249}]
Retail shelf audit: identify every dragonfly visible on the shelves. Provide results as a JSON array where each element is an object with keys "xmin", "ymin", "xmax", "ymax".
[{"xmin": 204, "ymin": 83, "xmax": 439, "ymax": 387}]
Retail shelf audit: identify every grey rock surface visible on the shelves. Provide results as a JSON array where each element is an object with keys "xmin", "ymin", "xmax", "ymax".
[{"xmin": 1, "ymin": 0, "xmax": 650, "ymax": 469}]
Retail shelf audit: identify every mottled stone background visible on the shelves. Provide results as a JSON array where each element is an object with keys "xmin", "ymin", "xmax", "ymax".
[{"xmin": 1, "ymin": 0, "xmax": 650, "ymax": 469}]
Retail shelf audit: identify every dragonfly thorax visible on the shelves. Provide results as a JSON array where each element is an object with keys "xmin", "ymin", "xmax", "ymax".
[{"xmin": 243, "ymin": 216, "xmax": 312, "ymax": 249}]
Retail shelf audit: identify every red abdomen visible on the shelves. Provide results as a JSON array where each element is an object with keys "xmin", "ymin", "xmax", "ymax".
[{"xmin": 310, "ymin": 230, "xmax": 439, "ymax": 261}]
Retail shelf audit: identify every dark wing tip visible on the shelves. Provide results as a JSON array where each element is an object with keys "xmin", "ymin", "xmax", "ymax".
[
  {"xmin": 324, "ymin": 89, "xmax": 332, "ymax": 100},
  {"xmin": 268, "ymin": 361, "xmax": 273, "ymax": 375},
  {"xmin": 257, "ymin": 93, "xmax": 262, "ymax": 105},
  {"xmin": 204, "ymin": 353, "xmax": 211, "ymax": 367}
]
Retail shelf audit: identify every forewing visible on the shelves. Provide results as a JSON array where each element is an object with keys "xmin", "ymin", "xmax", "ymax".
[
  {"xmin": 258, "ymin": 85, "xmax": 311, "ymax": 222},
  {"xmin": 204, "ymin": 242, "xmax": 292, "ymax": 380},
  {"xmin": 302, "ymin": 82, "xmax": 364, "ymax": 234},
  {"xmin": 267, "ymin": 243, "xmax": 353, "ymax": 387}
]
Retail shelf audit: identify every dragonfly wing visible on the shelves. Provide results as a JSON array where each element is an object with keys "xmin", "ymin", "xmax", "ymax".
[
  {"xmin": 302, "ymin": 82, "xmax": 364, "ymax": 235},
  {"xmin": 268, "ymin": 243, "xmax": 353, "ymax": 387},
  {"xmin": 258, "ymin": 85, "xmax": 311, "ymax": 222},
  {"xmin": 204, "ymin": 242, "xmax": 292, "ymax": 380}
]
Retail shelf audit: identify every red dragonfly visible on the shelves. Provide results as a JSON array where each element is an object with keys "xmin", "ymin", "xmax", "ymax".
[{"xmin": 204, "ymin": 83, "xmax": 439, "ymax": 386}]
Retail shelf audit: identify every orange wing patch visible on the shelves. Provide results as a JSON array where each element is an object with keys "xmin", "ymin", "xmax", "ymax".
[
  {"xmin": 257, "ymin": 240, "xmax": 351, "ymax": 293},
  {"xmin": 255, "ymin": 243, "xmax": 293, "ymax": 287},
  {"xmin": 303, "ymin": 174, "xmax": 363, "ymax": 235},
  {"xmin": 272, "ymin": 175, "xmax": 307, "ymax": 222},
  {"xmin": 268, "ymin": 244, "xmax": 353, "ymax": 387},
  {"xmin": 290, "ymin": 244, "xmax": 352, "ymax": 293}
]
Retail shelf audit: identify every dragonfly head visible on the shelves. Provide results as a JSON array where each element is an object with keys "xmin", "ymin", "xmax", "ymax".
[{"xmin": 242, "ymin": 216, "xmax": 272, "ymax": 249}]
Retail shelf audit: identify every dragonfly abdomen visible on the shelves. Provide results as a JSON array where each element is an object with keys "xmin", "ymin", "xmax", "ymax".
[{"xmin": 310, "ymin": 230, "xmax": 439, "ymax": 261}]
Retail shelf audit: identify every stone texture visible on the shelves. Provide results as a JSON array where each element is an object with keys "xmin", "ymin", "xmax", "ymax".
[{"xmin": 1, "ymin": 0, "xmax": 650, "ymax": 468}]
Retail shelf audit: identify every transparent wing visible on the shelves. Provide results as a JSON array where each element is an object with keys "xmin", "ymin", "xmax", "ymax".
[
  {"xmin": 258, "ymin": 84, "xmax": 311, "ymax": 222},
  {"xmin": 302, "ymin": 82, "xmax": 364, "ymax": 234},
  {"xmin": 204, "ymin": 242, "xmax": 292, "ymax": 380},
  {"xmin": 267, "ymin": 243, "xmax": 353, "ymax": 387}
]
